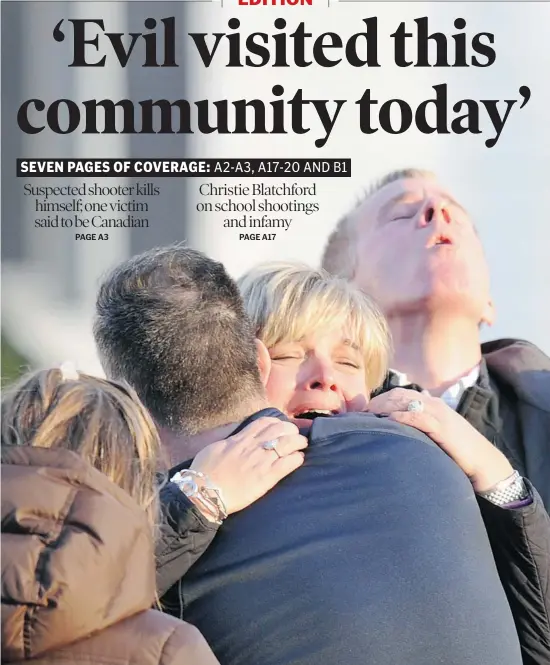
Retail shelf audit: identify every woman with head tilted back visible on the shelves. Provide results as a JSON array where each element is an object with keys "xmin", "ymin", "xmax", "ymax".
[{"xmin": 1, "ymin": 365, "xmax": 220, "ymax": 665}]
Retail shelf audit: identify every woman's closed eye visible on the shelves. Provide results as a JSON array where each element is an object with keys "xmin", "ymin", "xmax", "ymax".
[{"xmin": 336, "ymin": 359, "xmax": 361, "ymax": 369}]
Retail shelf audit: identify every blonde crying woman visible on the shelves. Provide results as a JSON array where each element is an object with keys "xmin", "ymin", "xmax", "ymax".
[{"xmin": 237, "ymin": 261, "xmax": 550, "ymax": 665}]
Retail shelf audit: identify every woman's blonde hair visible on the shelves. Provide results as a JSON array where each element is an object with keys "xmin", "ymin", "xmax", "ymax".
[
  {"xmin": 1, "ymin": 367, "xmax": 162, "ymax": 526},
  {"xmin": 238, "ymin": 262, "xmax": 391, "ymax": 392}
]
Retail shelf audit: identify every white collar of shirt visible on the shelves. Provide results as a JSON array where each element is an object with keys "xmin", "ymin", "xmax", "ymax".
[{"xmin": 390, "ymin": 364, "xmax": 481, "ymax": 410}]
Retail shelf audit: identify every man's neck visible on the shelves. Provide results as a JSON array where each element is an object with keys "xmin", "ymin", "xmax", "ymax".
[
  {"xmin": 159, "ymin": 423, "xmax": 240, "ymax": 468},
  {"xmin": 387, "ymin": 311, "xmax": 483, "ymax": 396},
  {"xmin": 159, "ymin": 398, "xmax": 270, "ymax": 468}
]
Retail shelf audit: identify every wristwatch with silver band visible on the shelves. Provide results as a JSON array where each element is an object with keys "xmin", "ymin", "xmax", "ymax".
[{"xmin": 476, "ymin": 470, "xmax": 530, "ymax": 507}]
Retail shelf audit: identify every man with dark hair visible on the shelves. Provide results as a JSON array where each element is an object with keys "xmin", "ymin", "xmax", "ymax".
[
  {"xmin": 321, "ymin": 169, "xmax": 550, "ymax": 512},
  {"xmin": 94, "ymin": 245, "xmax": 267, "ymax": 440},
  {"xmin": 94, "ymin": 244, "xmax": 524, "ymax": 665}
]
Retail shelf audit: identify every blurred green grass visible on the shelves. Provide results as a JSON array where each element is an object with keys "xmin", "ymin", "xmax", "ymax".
[{"xmin": 1, "ymin": 334, "xmax": 31, "ymax": 387}]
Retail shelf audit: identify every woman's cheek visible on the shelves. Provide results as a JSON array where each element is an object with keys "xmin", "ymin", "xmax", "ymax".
[
  {"xmin": 345, "ymin": 389, "xmax": 370, "ymax": 413},
  {"xmin": 265, "ymin": 370, "xmax": 289, "ymax": 410}
]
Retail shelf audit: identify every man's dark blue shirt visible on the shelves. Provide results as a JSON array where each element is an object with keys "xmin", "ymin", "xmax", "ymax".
[{"xmin": 162, "ymin": 410, "xmax": 521, "ymax": 665}]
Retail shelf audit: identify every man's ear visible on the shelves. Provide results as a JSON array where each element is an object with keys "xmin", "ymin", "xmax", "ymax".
[
  {"xmin": 481, "ymin": 298, "xmax": 495, "ymax": 327},
  {"xmin": 256, "ymin": 339, "xmax": 271, "ymax": 386}
]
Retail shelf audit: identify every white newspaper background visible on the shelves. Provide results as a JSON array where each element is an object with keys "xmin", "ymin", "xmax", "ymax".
[{"xmin": 1, "ymin": 0, "xmax": 549, "ymax": 375}]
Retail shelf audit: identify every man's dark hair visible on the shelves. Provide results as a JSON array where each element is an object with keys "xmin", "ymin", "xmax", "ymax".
[{"xmin": 94, "ymin": 244, "xmax": 265, "ymax": 434}]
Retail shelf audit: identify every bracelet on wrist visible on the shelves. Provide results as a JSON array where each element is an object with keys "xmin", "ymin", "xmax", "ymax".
[{"xmin": 171, "ymin": 469, "xmax": 228, "ymax": 525}]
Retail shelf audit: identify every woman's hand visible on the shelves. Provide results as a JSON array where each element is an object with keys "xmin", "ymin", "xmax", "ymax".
[
  {"xmin": 190, "ymin": 417, "xmax": 308, "ymax": 516},
  {"xmin": 367, "ymin": 388, "xmax": 514, "ymax": 492}
]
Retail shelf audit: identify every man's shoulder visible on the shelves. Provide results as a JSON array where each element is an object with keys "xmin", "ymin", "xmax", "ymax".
[
  {"xmin": 482, "ymin": 338, "xmax": 550, "ymax": 413},
  {"xmin": 307, "ymin": 412, "xmax": 436, "ymax": 447}
]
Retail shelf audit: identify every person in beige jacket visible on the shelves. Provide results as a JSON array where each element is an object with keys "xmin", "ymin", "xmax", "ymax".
[
  {"xmin": 1, "ymin": 366, "xmax": 220, "ymax": 665},
  {"xmin": 1, "ymin": 443, "xmax": 221, "ymax": 665}
]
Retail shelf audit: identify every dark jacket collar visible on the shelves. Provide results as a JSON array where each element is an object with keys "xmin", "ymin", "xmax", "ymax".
[
  {"xmin": 228, "ymin": 408, "xmax": 289, "ymax": 436},
  {"xmin": 481, "ymin": 339, "xmax": 550, "ymax": 413},
  {"xmin": 375, "ymin": 338, "xmax": 550, "ymax": 411}
]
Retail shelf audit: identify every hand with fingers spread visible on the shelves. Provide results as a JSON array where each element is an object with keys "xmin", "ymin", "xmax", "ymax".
[
  {"xmin": 367, "ymin": 388, "xmax": 514, "ymax": 493},
  {"xmin": 189, "ymin": 417, "xmax": 308, "ymax": 517}
]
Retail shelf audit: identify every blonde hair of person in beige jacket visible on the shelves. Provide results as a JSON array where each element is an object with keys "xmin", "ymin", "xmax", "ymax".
[{"xmin": 1, "ymin": 366, "xmax": 219, "ymax": 665}]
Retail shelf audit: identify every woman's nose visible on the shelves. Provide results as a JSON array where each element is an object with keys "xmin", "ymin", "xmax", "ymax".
[{"xmin": 304, "ymin": 359, "xmax": 338, "ymax": 392}]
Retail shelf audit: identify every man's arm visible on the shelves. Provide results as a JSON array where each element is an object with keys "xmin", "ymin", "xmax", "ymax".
[
  {"xmin": 367, "ymin": 388, "xmax": 550, "ymax": 664},
  {"xmin": 478, "ymin": 483, "xmax": 550, "ymax": 665},
  {"xmin": 156, "ymin": 482, "xmax": 220, "ymax": 597}
]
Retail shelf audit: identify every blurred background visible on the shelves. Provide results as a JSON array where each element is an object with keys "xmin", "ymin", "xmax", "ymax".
[{"xmin": 2, "ymin": 0, "xmax": 549, "ymax": 383}]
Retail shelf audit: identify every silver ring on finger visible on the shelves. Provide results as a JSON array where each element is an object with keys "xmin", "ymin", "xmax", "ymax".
[
  {"xmin": 262, "ymin": 439, "xmax": 281, "ymax": 458},
  {"xmin": 407, "ymin": 399, "xmax": 424, "ymax": 413}
]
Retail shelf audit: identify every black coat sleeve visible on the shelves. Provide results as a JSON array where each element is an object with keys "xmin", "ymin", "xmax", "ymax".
[
  {"xmin": 478, "ymin": 481, "xmax": 550, "ymax": 665},
  {"xmin": 156, "ymin": 481, "xmax": 220, "ymax": 597}
]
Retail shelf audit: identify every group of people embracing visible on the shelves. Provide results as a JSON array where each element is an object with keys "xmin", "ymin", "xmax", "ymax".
[{"xmin": 2, "ymin": 168, "xmax": 549, "ymax": 665}]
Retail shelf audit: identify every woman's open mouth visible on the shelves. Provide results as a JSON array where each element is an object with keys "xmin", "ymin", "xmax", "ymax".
[{"xmin": 292, "ymin": 408, "xmax": 340, "ymax": 420}]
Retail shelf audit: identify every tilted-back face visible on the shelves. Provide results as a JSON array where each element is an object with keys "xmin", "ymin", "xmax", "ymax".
[{"xmin": 349, "ymin": 176, "xmax": 493, "ymax": 324}]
